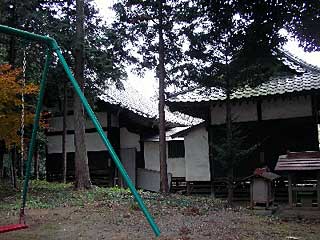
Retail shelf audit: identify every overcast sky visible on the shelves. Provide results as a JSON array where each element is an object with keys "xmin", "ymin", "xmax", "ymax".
[
  {"xmin": 95, "ymin": 0, "xmax": 320, "ymax": 97},
  {"xmin": 94, "ymin": 0, "xmax": 157, "ymax": 97}
]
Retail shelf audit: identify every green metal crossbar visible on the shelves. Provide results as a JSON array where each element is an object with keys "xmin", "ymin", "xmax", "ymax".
[{"xmin": 0, "ymin": 24, "xmax": 161, "ymax": 237}]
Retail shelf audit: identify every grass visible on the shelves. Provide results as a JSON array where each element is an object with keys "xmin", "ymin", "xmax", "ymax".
[
  {"xmin": 0, "ymin": 180, "xmax": 133, "ymax": 210},
  {"xmin": 0, "ymin": 180, "xmax": 223, "ymax": 212},
  {"xmin": 1, "ymin": 181, "xmax": 319, "ymax": 240}
]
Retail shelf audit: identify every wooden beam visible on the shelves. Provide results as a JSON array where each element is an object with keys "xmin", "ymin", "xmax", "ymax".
[
  {"xmin": 288, "ymin": 173, "xmax": 293, "ymax": 208},
  {"xmin": 208, "ymin": 105, "xmax": 215, "ymax": 196},
  {"xmin": 317, "ymin": 171, "xmax": 320, "ymax": 209},
  {"xmin": 311, "ymin": 94, "xmax": 319, "ymax": 151},
  {"xmin": 311, "ymin": 94, "xmax": 319, "ymax": 124},
  {"xmin": 186, "ymin": 181, "xmax": 191, "ymax": 195},
  {"xmin": 250, "ymin": 181, "xmax": 254, "ymax": 209},
  {"xmin": 266, "ymin": 182, "xmax": 270, "ymax": 209},
  {"xmin": 257, "ymin": 99, "xmax": 262, "ymax": 121}
]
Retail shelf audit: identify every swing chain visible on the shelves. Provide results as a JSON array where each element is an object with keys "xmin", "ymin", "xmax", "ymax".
[
  {"xmin": 21, "ymin": 50, "xmax": 26, "ymax": 163},
  {"xmin": 19, "ymin": 49, "xmax": 27, "ymax": 225}
]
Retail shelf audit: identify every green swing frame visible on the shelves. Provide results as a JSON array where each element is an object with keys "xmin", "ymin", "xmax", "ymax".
[{"xmin": 0, "ymin": 24, "xmax": 160, "ymax": 237}]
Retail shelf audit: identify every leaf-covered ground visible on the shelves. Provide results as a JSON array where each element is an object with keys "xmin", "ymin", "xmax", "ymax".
[{"xmin": 0, "ymin": 180, "xmax": 319, "ymax": 239}]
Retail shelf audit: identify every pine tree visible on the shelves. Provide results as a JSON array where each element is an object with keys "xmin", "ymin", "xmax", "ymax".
[
  {"xmin": 73, "ymin": 0, "xmax": 91, "ymax": 189},
  {"xmin": 113, "ymin": 0, "xmax": 184, "ymax": 192}
]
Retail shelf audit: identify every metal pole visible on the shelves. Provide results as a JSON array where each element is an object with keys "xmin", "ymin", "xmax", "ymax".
[
  {"xmin": 20, "ymin": 49, "xmax": 52, "ymax": 221},
  {"xmin": 0, "ymin": 24, "xmax": 53, "ymax": 45},
  {"xmin": 0, "ymin": 24, "xmax": 160, "ymax": 236},
  {"xmin": 53, "ymin": 43, "xmax": 160, "ymax": 237}
]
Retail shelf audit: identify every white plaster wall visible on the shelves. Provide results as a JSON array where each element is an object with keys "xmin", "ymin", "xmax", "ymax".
[
  {"xmin": 48, "ymin": 116, "xmax": 70, "ymax": 132},
  {"xmin": 144, "ymin": 142, "xmax": 159, "ymax": 172},
  {"xmin": 211, "ymin": 101, "xmax": 257, "ymax": 125},
  {"xmin": 261, "ymin": 96, "xmax": 312, "ymax": 120},
  {"xmin": 137, "ymin": 168, "xmax": 172, "ymax": 192},
  {"xmin": 47, "ymin": 135, "xmax": 71, "ymax": 154},
  {"xmin": 120, "ymin": 127, "xmax": 140, "ymax": 151},
  {"xmin": 48, "ymin": 112, "xmax": 117, "ymax": 132},
  {"xmin": 85, "ymin": 132, "xmax": 110, "ymax": 151},
  {"xmin": 144, "ymin": 141, "xmax": 186, "ymax": 178},
  {"xmin": 47, "ymin": 131, "xmax": 108, "ymax": 154},
  {"xmin": 184, "ymin": 127, "xmax": 210, "ymax": 181},
  {"xmin": 86, "ymin": 112, "xmax": 108, "ymax": 129},
  {"xmin": 168, "ymin": 157, "xmax": 185, "ymax": 177}
]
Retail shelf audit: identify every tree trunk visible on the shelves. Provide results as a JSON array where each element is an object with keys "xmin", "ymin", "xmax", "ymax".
[
  {"xmin": 33, "ymin": 143, "xmax": 39, "ymax": 180},
  {"xmin": 227, "ymin": 177, "xmax": 234, "ymax": 205},
  {"xmin": 158, "ymin": 0, "xmax": 168, "ymax": 193},
  {"xmin": 62, "ymin": 80, "xmax": 67, "ymax": 183},
  {"xmin": 11, "ymin": 147, "xmax": 17, "ymax": 189},
  {"xmin": 0, "ymin": 150, "xmax": 3, "ymax": 179},
  {"xmin": 6, "ymin": 4, "xmax": 17, "ymax": 185},
  {"xmin": 20, "ymin": 147, "xmax": 24, "ymax": 178},
  {"xmin": 208, "ymin": 123, "xmax": 215, "ymax": 197},
  {"xmin": 226, "ymin": 74, "xmax": 234, "ymax": 206},
  {"xmin": 73, "ymin": 0, "xmax": 91, "ymax": 189},
  {"xmin": 0, "ymin": 141, "xmax": 4, "ymax": 179}
]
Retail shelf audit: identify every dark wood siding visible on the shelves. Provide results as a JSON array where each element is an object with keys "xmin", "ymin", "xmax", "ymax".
[
  {"xmin": 212, "ymin": 116, "xmax": 319, "ymax": 178},
  {"xmin": 168, "ymin": 140, "xmax": 185, "ymax": 158}
]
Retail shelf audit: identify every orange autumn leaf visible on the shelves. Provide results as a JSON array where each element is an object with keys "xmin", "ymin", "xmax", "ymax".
[{"xmin": 0, "ymin": 64, "xmax": 41, "ymax": 149}]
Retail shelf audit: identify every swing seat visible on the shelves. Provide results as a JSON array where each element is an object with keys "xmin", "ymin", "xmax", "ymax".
[{"xmin": 0, "ymin": 223, "xmax": 28, "ymax": 233}]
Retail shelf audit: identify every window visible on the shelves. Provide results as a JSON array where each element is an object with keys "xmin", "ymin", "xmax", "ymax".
[{"xmin": 168, "ymin": 140, "xmax": 185, "ymax": 158}]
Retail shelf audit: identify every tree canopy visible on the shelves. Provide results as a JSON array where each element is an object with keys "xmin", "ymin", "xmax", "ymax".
[
  {"xmin": 112, "ymin": 0, "xmax": 185, "ymax": 86},
  {"xmin": 238, "ymin": 0, "xmax": 320, "ymax": 52},
  {"xmin": 0, "ymin": 64, "xmax": 38, "ymax": 148},
  {"xmin": 176, "ymin": 0, "xmax": 320, "ymax": 90},
  {"xmin": 112, "ymin": 0, "xmax": 190, "ymax": 192},
  {"xmin": 0, "ymin": 0, "xmax": 128, "ymax": 96}
]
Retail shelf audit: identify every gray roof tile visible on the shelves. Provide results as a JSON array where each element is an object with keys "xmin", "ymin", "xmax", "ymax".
[
  {"xmin": 169, "ymin": 51, "xmax": 320, "ymax": 103},
  {"xmin": 98, "ymin": 82, "xmax": 203, "ymax": 126}
]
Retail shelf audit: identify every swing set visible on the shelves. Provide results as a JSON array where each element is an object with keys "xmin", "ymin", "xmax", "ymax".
[{"xmin": 0, "ymin": 24, "xmax": 161, "ymax": 237}]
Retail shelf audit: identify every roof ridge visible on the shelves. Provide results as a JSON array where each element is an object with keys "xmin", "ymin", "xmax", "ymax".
[
  {"xmin": 279, "ymin": 48, "xmax": 320, "ymax": 73},
  {"xmin": 168, "ymin": 85, "xmax": 201, "ymax": 98},
  {"xmin": 169, "ymin": 48, "xmax": 320, "ymax": 99},
  {"xmin": 99, "ymin": 81, "xmax": 203, "ymax": 126}
]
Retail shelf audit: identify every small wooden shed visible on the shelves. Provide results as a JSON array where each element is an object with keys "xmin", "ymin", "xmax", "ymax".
[
  {"xmin": 275, "ymin": 151, "xmax": 320, "ymax": 208},
  {"xmin": 250, "ymin": 168, "xmax": 280, "ymax": 208}
]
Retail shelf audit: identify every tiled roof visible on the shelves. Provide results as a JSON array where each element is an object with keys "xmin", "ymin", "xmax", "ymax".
[
  {"xmin": 275, "ymin": 151, "xmax": 320, "ymax": 171},
  {"xmin": 168, "ymin": 50, "xmax": 320, "ymax": 103},
  {"xmin": 98, "ymin": 82, "xmax": 203, "ymax": 126}
]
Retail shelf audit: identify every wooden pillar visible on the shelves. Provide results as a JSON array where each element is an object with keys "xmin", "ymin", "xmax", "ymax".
[
  {"xmin": 266, "ymin": 181, "xmax": 270, "ymax": 209},
  {"xmin": 208, "ymin": 105, "xmax": 215, "ymax": 197},
  {"xmin": 317, "ymin": 171, "xmax": 320, "ymax": 209},
  {"xmin": 0, "ymin": 150, "xmax": 3, "ymax": 179},
  {"xmin": 288, "ymin": 173, "xmax": 293, "ymax": 208},
  {"xmin": 208, "ymin": 125, "xmax": 215, "ymax": 197},
  {"xmin": 107, "ymin": 112, "xmax": 116, "ymax": 187},
  {"xmin": 250, "ymin": 180, "xmax": 254, "ymax": 209},
  {"xmin": 186, "ymin": 181, "xmax": 191, "ymax": 195}
]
